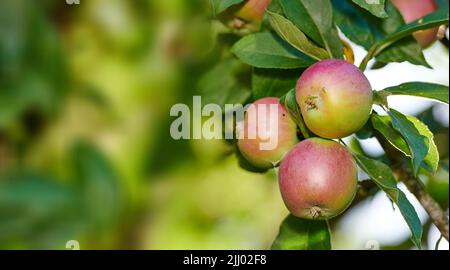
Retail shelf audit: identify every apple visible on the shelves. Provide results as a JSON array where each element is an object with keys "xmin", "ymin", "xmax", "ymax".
[
  {"xmin": 279, "ymin": 138, "xmax": 358, "ymax": 220},
  {"xmin": 237, "ymin": 97, "xmax": 298, "ymax": 169},
  {"xmin": 296, "ymin": 59, "xmax": 373, "ymax": 139}
]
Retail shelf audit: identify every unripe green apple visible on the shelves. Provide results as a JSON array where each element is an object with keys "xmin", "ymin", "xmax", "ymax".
[
  {"xmin": 279, "ymin": 138, "xmax": 358, "ymax": 220},
  {"xmin": 296, "ymin": 59, "xmax": 373, "ymax": 139},
  {"xmin": 391, "ymin": 0, "xmax": 439, "ymax": 48},
  {"xmin": 237, "ymin": 97, "xmax": 299, "ymax": 169}
]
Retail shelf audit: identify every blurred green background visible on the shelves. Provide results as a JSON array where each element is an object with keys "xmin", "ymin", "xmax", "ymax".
[
  {"xmin": 0, "ymin": 0, "xmax": 287, "ymax": 249},
  {"xmin": 0, "ymin": 0, "xmax": 448, "ymax": 250}
]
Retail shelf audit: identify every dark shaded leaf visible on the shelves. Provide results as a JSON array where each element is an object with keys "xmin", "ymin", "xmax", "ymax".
[
  {"xmin": 280, "ymin": 0, "xmax": 344, "ymax": 58},
  {"xmin": 0, "ymin": 173, "xmax": 83, "ymax": 248},
  {"xmin": 374, "ymin": 2, "xmax": 430, "ymax": 67},
  {"xmin": 333, "ymin": 0, "xmax": 378, "ymax": 50},
  {"xmin": 372, "ymin": 114, "xmax": 439, "ymax": 173},
  {"xmin": 199, "ymin": 58, "xmax": 252, "ymax": 107},
  {"xmin": 388, "ymin": 110, "xmax": 430, "ymax": 176},
  {"xmin": 333, "ymin": 0, "xmax": 429, "ymax": 67},
  {"xmin": 280, "ymin": 88, "xmax": 310, "ymax": 138},
  {"xmin": 71, "ymin": 142, "xmax": 122, "ymax": 230},
  {"xmin": 382, "ymin": 8, "xmax": 449, "ymax": 47},
  {"xmin": 353, "ymin": 154, "xmax": 423, "ymax": 248},
  {"xmin": 355, "ymin": 119, "xmax": 374, "ymax": 139},
  {"xmin": 252, "ymin": 68, "xmax": 301, "ymax": 99},
  {"xmin": 360, "ymin": 4, "xmax": 448, "ymax": 69}
]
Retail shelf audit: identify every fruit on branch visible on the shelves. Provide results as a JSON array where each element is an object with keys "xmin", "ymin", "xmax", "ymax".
[
  {"xmin": 221, "ymin": 0, "xmax": 272, "ymax": 31},
  {"xmin": 279, "ymin": 138, "xmax": 358, "ymax": 220},
  {"xmin": 296, "ymin": 59, "xmax": 373, "ymax": 139},
  {"xmin": 237, "ymin": 97, "xmax": 298, "ymax": 169},
  {"xmin": 391, "ymin": 0, "xmax": 439, "ymax": 48},
  {"xmin": 236, "ymin": 0, "xmax": 272, "ymax": 23}
]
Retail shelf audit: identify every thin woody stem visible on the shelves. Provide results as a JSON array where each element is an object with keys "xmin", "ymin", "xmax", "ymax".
[{"xmin": 375, "ymin": 132, "xmax": 449, "ymax": 241}]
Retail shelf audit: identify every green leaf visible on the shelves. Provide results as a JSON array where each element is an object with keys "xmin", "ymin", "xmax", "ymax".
[
  {"xmin": 360, "ymin": 5, "xmax": 448, "ymax": 70},
  {"xmin": 279, "ymin": 0, "xmax": 344, "ymax": 59},
  {"xmin": 408, "ymin": 116, "xmax": 439, "ymax": 173},
  {"xmin": 0, "ymin": 174, "xmax": 80, "ymax": 212},
  {"xmin": 417, "ymin": 107, "xmax": 446, "ymax": 134},
  {"xmin": 271, "ymin": 215, "xmax": 331, "ymax": 250},
  {"xmin": 376, "ymin": 38, "xmax": 430, "ymax": 68},
  {"xmin": 199, "ymin": 58, "xmax": 252, "ymax": 107},
  {"xmin": 348, "ymin": 137, "xmax": 366, "ymax": 156},
  {"xmin": 252, "ymin": 68, "xmax": 301, "ymax": 99},
  {"xmin": 382, "ymin": 8, "xmax": 449, "ymax": 47},
  {"xmin": 353, "ymin": 154, "xmax": 423, "ymax": 248},
  {"xmin": 333, "ymin": 0, "xmax": 378, "ymax": 50},
  {"xmin": 0, "ymin": 173, "xmax": 83, "ymax": 247},
  {"xmin": 267, "ymin": 11, "xmax": 330, "ymax": 61},
  {"xmin": 388, "ymin": 109, "xmax": 430, "ymax": 176},
  {"xmin": 231, "ymin": 32, "xmax": 316, "ymax": 69},
  {"xmin": 372, "ymin": 114, "xmax": 439, "ymax": 173},
  {"xmin": 380, "ymin": 82, "xmax": 449, "ymax": 104},
  {"xmin": 211, "ymin": 0, "xmax": 244, "ymax": 16},
  {"xmin": 0, "ymin": 1, "xmax": 68, "ymax": 129},
  {"xmin": 71, "ymin": 142, "xmax": 122, "ymax": 230},
  {"xmin": 355, "ymin": 119, "xmax": 374, "ymax": 139},
  {"xmin": 280, "ymin": 88, "xmax": 310, "ymax": 138},
  {"xmin": 435, "ymin": 0, "xmax": 449, "ymax": 10},
  {"xmin": 351, "ymin": 0, "xmax": 388, "ymax": 18},
  {"xmin": 334, "ymin": 0, "xmax": 430, "ymax": 68},
  {"xmin": 372, "ymin": 114, "xmax": 410, "ymax": 156},
  {"xmin": 373, "ymin": 90, "xmax": 390, "ymax": 108},
  {"xmin": 374, "ymin": 2, "xmax": 430, "ymax": 68},
  {"xmin": 266, "ymin": 0, "xmax": 284, "ymax": 14}
]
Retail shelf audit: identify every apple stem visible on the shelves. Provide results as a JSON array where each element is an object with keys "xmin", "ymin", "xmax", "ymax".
[
  {"xmin": 310, "ymin": 206, "xmax": 322, "ymax": 219},
  {"xmin": 376, "ymin": 132, "xmax": 450, "ymax": 241}
]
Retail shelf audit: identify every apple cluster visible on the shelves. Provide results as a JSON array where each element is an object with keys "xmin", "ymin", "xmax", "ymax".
[
  {"xmin": 225, "ymin": 0, "xmax": 439, "ymax": 45},
  {"xmin": 234, "ymin": 0, "xmax": 439, "ymax": 220},
  {"xmin": 238, "ymin": 60, "xmax": 372, "ymax": 220}
]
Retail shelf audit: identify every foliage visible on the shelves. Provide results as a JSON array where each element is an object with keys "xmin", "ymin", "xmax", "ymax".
[
  {"xmin": 0, "ymin": 0, "xmax": 448, "ymax": 250},
  {"xmin": 204, "ymin": 0, "xmax": 450, "ymax": 250},
  {"xmin": 271, "ymin": 215, "xmax": 330, "ymax": 250}
]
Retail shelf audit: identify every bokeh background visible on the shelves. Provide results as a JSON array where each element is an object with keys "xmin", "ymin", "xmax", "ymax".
[{"xmin": 0, "ymin": 0, "xmax": 448, "ymax": 250}]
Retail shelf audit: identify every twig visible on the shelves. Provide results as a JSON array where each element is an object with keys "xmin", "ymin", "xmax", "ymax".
[
  {"xmin": 435, "ymin": 234, "xmax": 444, "ymax": 250},
  {"xmin": 375, "ymin": 132, "xmax": 449, "ymax": 241},
  {"xmin": 354, "ymin": 180, "xmax": 379, "ymax": 205}
]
